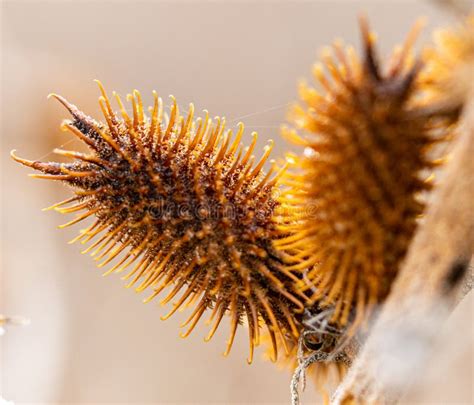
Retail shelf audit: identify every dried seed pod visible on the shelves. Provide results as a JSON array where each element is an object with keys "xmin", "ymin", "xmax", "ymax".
[
  {"xmin": 275, "ymin": 18, "xmax": 455, "ymax": 332},
  {"xmin": 12, "ymin": 82, "xmax": 307, "ymax": 362}
]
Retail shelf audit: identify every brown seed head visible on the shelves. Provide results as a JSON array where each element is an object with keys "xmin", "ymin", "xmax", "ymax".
[
  {"xmin": 275, "ymin": 18, "xmax": 456, "ymax": 331},
  {"xmin": 12, "ymin": 82, "xmax": 306, "ymax": 362}
]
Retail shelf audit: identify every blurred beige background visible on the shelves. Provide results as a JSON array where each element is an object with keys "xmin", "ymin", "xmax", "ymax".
[{"xmin": 0, "ymin": 0, "xmax": 464, "ymax": 403}]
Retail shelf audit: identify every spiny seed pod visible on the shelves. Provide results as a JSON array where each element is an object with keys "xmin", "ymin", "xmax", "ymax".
[
  {"xmin": 12, "ymin": 82, "xmax": 307, "ymax": 363},
  {"xmin": 274, "ymin": 18, "xmax": 455, "ymax": 332}
]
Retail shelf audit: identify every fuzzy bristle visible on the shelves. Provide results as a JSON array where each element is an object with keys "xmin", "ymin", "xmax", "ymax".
[
  {"xmin": 423, "ymin": 14, "xmax": 474, "ymax": 112},
  {"xmin": 12, "ymin": 81, "xmax": 307, "ymax": 362},
  {"xmin": 275, "ymin": 18, "xmax": 455, "ymax": 331}
]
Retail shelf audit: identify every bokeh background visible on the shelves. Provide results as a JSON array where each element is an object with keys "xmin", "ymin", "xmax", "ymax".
[{"xmin": 1, "ymin": 1, "xmax": 470, "ymax": 403}]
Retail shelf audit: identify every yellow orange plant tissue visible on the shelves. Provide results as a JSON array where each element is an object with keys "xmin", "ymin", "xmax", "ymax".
[{"xmin": 276, "ymin": 17, "xmax": 455, "ymax": 337}]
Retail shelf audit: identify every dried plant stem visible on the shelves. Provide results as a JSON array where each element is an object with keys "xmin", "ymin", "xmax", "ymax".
[{"xmin": 331, "ymin": 91, "xmax": 474, "ymax": 405}]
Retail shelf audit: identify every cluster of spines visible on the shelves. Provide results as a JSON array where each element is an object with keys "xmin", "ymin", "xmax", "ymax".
[
  {"xmin": 12, "ymin": 81, "xmax": 308, "ymax": 363},
  {"xmin": 275, "ymin": 18, "xmax": 454, "ymax": 333}
]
